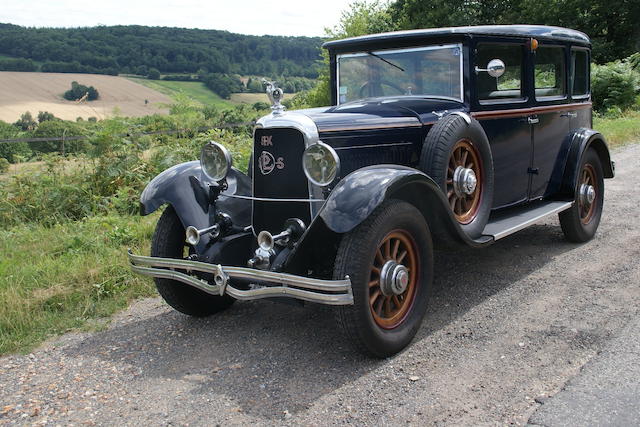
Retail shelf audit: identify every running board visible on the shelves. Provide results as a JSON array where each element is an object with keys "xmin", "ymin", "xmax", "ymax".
[{"xmin": 482, "ymin": 201, "xmax": 573, "ymax": 241}]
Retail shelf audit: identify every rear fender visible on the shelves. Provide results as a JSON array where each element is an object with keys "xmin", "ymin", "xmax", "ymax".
[
  {"xmin": 140, "ymin": 161, "xmax": 251, "ymax": 252},
  {"xmin": 550, "ymin": 129, "xmax": 614, "ymax": 197}
]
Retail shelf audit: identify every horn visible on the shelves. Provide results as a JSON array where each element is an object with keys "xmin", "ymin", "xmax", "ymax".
[{"xmin": 185, "ymin": 224, "xmax": 220, "ymax": 246}]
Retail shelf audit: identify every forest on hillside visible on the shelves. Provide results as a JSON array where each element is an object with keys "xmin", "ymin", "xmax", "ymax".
[{"xmin": 0, "ymin": 24, "xmax": 322, "ymax": 78}]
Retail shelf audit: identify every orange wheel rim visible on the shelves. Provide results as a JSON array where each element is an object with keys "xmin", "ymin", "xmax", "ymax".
[
  {"xmin": 579, "ymin": 164, "xmax": 597, "ymax": 224},
  {"xmin": 368, "ymin": 230, "xmax": 420, "ymax": 329},
  {"xmin": 446, "ymin": 139, "xmax": 482, "ymax": 224}
]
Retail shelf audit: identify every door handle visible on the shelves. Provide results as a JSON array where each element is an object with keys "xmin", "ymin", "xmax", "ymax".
[
  {"xmin": 561, "ymin": 111, "xmax": 577, "ymax": 118},
  {"xmin": 527, "ymin": 116, "xmax": 539, "ymax": 124}
]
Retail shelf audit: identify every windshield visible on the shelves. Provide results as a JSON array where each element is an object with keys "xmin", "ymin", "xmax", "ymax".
[{"xmin": 336, "ymin": 44, "xmax": 463, "ymax": 104}]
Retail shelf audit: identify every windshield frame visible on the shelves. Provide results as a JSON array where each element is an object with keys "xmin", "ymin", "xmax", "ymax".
[{"xmin": 335, "ymin": 43, "xmax": 464, "ymax": 105}]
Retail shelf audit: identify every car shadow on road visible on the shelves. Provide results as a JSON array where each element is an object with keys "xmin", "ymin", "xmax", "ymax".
[{"xmin": 66, "ymin": 223, "xmax": 579, "ymax": 420}]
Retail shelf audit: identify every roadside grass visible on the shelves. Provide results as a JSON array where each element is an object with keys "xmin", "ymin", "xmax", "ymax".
[
  {"xmin": 0, "ymin": 214, "xmax": 157, "ymax": 355},
  {"xmin": 128, "ymin": 77, "xmax": 232, "ymax": 108},
  {"xmin": 594, "ymin": 110, "xmax": 640, "ymax": 148}
]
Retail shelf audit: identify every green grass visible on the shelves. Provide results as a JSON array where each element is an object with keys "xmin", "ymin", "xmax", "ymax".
[
  {"xmin": 594, "ymin": 110, "xmax": 640, "ymax": 148},
  {"xmin": 0, "ymin": 214, "xmax": 157, "ymax": 355},
  {"xmin": 128, "ymin": 77, "xmax": 232, "ymax": 108}
]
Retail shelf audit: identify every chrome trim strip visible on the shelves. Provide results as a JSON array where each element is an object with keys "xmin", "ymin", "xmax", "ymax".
[
  {"xmin": 334, "ymin": 142, "xmax": 414, "ymax": 150},
  {"xmin": 128, "ymin": 251, "xmax": 354, "ymax": 306},
  {"xmin": 224, "ymin": 194, "xmax": 325, "ymax": 203}
]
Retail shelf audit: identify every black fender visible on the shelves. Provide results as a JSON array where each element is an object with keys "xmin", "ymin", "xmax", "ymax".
[
  {"xmin": 140, "ymin": 161, "xmax": 251, "ymax": 252},
  {"xmin": 549, "ymin": 129, "xmax": 615, "ymax": 198},
  {"xmin": 282, "ymin": 165, "xmax": 492, "ymax": 277}
]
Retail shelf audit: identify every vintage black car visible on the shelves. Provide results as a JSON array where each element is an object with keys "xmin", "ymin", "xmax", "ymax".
[{"xmin": 129, "ymin": 25, "xmax": 614, "ymax": 357}]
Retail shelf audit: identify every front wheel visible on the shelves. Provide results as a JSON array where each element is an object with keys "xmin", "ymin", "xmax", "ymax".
[
  {"xmin": 334, "ymin": 200, "xmax": 433, "ymax": 358},
  {"xmin": 559, "ymin": 148, "xmax": 605, "ymax": 242},
  {"xmin": 151, "ymin": 205, "xmax": 235, "ymax": 317}
]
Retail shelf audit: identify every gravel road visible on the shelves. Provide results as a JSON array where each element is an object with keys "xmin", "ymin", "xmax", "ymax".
[{"xmin": 1, "ymin": 144, "xmax": 639, "ymax": 426}]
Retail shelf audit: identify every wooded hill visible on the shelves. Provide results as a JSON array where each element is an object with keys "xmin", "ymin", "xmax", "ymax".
[{"xmin": 0, "ymin": 23, "xmax": 323, "ymax": 78}]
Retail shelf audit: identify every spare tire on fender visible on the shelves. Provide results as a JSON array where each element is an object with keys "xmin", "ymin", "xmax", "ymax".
[{"xmin": 419, "ymin": 113, "xmax": 494, "ymax": 238}]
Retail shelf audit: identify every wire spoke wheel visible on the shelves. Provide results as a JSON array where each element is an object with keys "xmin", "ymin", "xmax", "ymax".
[
  {"xmin": 579, "ymin": 164, "xmax": 597, "ymax": 224},
  {"xmin": 368, "ymin": 230, "xmax": 419, "ymax": 329},
  {"xmin": 447, "ymin": 139, "xmax": 482, "ymax": 224}
]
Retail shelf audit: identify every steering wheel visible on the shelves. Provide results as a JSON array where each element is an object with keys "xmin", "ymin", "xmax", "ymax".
[{"xmin": 358, "ymin": 80, "xmax": 405, "ymax": 98}]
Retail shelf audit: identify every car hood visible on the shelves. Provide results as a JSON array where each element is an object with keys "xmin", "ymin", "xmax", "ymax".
[{"xmin": 300, "ymin": 97, "xmax": 466, "ymax": 133}]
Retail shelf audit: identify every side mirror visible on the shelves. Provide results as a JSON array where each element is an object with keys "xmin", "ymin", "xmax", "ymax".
[{"xmin": 475, "ymin": 59, "xmax": 506, "ymax": 78}]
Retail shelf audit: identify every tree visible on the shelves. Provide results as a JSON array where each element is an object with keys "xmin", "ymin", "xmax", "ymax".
[
  {"xmin": 147, "ymin": 68, "xmax": 161, "ymax": 80},
  {"xmin": 13, "ymin": 111, "xmax": 37, "ymax": 131},
  {"xmin": 37, "ymin": 111, "xmax": 56, "ymax": 123},
  {"xmin": 63, "ymin": 81, "xmax": 99, "ymax": 101}
]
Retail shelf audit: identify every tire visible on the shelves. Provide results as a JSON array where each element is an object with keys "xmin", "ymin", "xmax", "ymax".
[
  {"xmin": 559, "ymin": 148, "xmax": 604, "ymax": 243},
  {"xmin": 151, "ymin": 205, "xmax": 235, "ymax": 317},
  {"xmin": 420, "ymin": 114, "xmax": 494, "ymax": 238},
  {"xmin": 334, "ymin": 200, "xmax": 433, "ymax": 358}
]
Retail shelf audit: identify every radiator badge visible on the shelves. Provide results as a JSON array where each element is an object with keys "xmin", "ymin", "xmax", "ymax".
[{"xmin": 258, "ymin": 151, "xmax": 285, "ymax": 175}]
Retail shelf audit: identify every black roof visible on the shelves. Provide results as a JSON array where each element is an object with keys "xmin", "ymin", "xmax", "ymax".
[{"xmin": 323, "ymin": 25, "xmax": 590, "ymax": 50}]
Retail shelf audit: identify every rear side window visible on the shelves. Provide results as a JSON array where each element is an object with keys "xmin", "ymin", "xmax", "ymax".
[
  {"xmin": 535, "ymin": 46, "xmax": 566, "ymax": 99},
  {"xmin": 475, "ymin": 43, "xmax": 524, "ymax": 101},
  {"xmin": 571, "ymin": 49, "xmax": 589, "ymax": 97}
]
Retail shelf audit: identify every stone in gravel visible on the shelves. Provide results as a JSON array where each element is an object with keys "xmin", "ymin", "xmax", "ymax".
[{"xmin": 409, "ymin": 376, "xmax": 420, "ymax": 381}]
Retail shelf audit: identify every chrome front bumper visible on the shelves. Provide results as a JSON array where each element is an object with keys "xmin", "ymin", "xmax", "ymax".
[{"xmin": 128, "ymin": 251, "xmax": 353, "ymax": 305}]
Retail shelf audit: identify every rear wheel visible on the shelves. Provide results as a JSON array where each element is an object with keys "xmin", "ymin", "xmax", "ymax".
[
  {"xmin": 151, "ymin": 205, "xmax": 235, "ymax": 317},
  {"xmin": 559, "ymin": 148, "xmax": 604, "ymax": 242},
  {"xmin": 334, "ymin": 200, "xmax": 433, "ymax": 358}
]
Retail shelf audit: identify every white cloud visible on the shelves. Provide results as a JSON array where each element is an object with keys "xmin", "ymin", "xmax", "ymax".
[{"xmin": 2, "ymin": 0, "xmax": 355, "ymax": 36}]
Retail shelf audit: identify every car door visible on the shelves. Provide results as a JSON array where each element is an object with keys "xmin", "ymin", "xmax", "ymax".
[
  {"xmin": 472, "ymin": 40, "xmax": 532, "ymax": 209},
  {"xmin": 529, "ymin": 44, "xmax": 570, "ymax": 199}
]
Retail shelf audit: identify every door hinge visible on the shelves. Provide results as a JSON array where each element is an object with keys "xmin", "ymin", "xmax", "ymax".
[{"xmin": 528, "ymin": 167, "xmax": 539, "ymax": 174}]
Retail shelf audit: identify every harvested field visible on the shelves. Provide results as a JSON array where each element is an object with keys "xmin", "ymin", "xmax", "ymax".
[{"xmin": 0, "ymin": 72, "xmax": 171, "ymax": 122}]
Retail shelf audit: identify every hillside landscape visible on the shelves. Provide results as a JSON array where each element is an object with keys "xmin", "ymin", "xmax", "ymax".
[{"xmin": 0, "ymin": 72, "xmax": 172, "ymax": 122}]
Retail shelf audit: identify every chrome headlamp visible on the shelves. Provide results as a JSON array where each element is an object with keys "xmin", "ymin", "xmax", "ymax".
[
  {"xmin": 201, "ymin": 141, "xmax": 232, "ymax": 181},
  {"xmin": 302, "ymin": 141, "xmax": 340, "ymax": 187}
]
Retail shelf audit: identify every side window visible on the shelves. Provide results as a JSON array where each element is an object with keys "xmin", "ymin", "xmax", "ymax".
[
  {"xmin": 571, "ymin": 49, "xmax": 589, "ymax": 97},
  {"xmin": 476, "ymin": 43, "xmax": 524, "ymax": 101},
  {"xmin": 535, "ymin": 46, "xmax": 566, "ymax": 99}
]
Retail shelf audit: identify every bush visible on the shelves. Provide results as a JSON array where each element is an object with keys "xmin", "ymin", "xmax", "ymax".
[
  {"xmin": 591, "ymin": 62, "xmax": 639, "ymax": 113},
  {"xmin": 63, "ymin": 81, "xmax": 99, "ymax": 101},
  {"xmin": 0, "ymin": 158, "xmax": 9, "ymax": 173},
  {"xmin": 30, "ymin": 120, "xmax": 89, "ymax": 154},
  {"xmin": 13, "ymin": 111, "xmax": 37, "ymax": 131},
  {"xmin": 37, "ymin": 111, "xmax": 57, "ymax": 123},
  {"xmin": 147, "ymin": 68, "xmax": 161, "ymax": 80}
]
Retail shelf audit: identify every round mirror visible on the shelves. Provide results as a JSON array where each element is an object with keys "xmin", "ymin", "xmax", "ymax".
[{"xmin": 487, "ymin": 59, "xmax": 506, "ymax": 78}]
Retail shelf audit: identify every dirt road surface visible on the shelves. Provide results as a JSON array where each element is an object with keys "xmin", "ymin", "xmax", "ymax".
[{"xmin": 1, "ymin": 144, "xmax": 639, "ymax": 426}]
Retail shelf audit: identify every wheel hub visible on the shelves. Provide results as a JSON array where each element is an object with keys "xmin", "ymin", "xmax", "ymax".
[
  {"xmin": 453, "ymin": 166, "xmax": 477, "ymax": 197},
  {"xmin": 380, "ymin": 260, "xmax": 410, "ymax": 296},
  {"xmin": 580, "ymin": 184, "xmax": 595, "ymax": 206}
]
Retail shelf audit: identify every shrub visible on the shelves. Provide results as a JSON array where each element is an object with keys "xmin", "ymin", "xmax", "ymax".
[
  {"xmin": 0, "ymin": 158, "xmax": 9, "ymax": 173},
  {"xmin": 37, "ymin": 111, "xmax": 57, "ymax": 123},
  {"xmin": 30, "ymin": 120, "xmax": 89, "ymax": 154},
  {"xmin": 13, "ymin": 111, "xmax": 37, "ymax": 131},
  {"xmin": 147, "ymin": 68, "xmax": 160, "ymax": 80},
  {"xmin": 591, "ymin": 62, "xmax": 639, "ymax": 113},
  {"xmin": 63, "ymin": 81, "xmax": 99, "ymax": 101}
]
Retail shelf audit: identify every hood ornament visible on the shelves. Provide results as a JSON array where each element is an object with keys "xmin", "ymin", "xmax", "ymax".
[{"xmin": 262, "ymin": 79, "xmax": 285, "ymax": 114}]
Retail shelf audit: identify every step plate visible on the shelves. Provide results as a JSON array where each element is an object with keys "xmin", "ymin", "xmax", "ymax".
[{"xmin": 483, "ymin": 201, "xmax": 573, "ymax": 241}]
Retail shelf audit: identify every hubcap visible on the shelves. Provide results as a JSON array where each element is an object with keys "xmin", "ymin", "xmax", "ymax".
[
  {"xmin": 453, "ymin": 166, "xmax": 477, "ymax": 196},
  {"xmin": 368, "ymin": 230, "xmax": 419, "ymax": 329},
  {"xmin": 380, "ymin": 261, "xmax": 410, "ymax": 296},
  {"xmin": 578, "ymin": 164, "xmax": 598, "ymax": 224}
]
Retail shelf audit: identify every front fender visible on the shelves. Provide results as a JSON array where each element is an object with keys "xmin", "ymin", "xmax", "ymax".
[
  {"xmin": 319, "ymin": 165, "xmax": 491, "ymax": 246},
  {"xmin": 140, "ymin": 161, "xmax": 251, "ymax": 251}
]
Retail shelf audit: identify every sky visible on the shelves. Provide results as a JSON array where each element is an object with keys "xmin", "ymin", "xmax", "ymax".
[{"xmin": 2, "ymin": 0, "xmax": 356, "ymax": 37}]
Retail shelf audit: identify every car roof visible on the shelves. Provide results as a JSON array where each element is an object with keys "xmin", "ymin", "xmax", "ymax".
[{"xmin": 323, "ymin": 25, "xmax": 590, "ymax": 51}]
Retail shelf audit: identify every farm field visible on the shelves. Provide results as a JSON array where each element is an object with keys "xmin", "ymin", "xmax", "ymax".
[
  {"xmin": 230, "ymin": 92, "xmax": 273, "ymax": 104},
  {"xmin": 128, "ymin": 77, "xmax": 232, "ymax": 108},
  {"xmin": 0, "ymin": 72, "xmax": 171, "ymax": 122}
]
